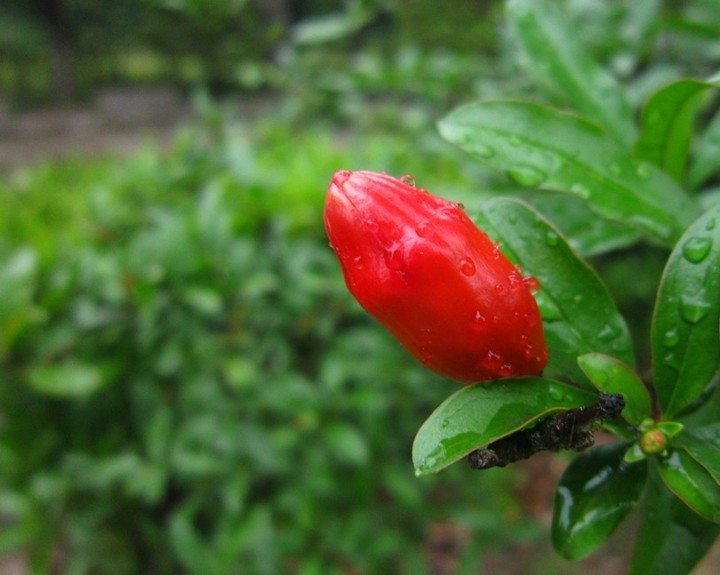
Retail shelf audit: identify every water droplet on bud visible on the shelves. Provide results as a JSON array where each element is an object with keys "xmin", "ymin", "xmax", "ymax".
[
  {"xmin": 459, "ymin": 257, "xmax": 476, "ymax": 276},
  {"xmin": 400, "ymin": 175, "xmax": 416, "ymax": 187}
]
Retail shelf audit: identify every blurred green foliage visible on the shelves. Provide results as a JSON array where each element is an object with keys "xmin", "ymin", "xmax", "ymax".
[
  {"xmin": 0, "ymin": 110, "xmax": 546, "ymax": 573},
  {"xmin": 1, "ymin": 0, "xmax": 720, "ymax": 573}
]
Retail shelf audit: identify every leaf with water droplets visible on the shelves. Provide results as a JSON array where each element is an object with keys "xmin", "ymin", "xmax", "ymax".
[
  {"xmin": 506, "ymin": 0, "xmax": 635, "ymax": 145},
  {"xmin": 659, "ymin": 449, "xmax": 720, "ymax": 523},
  {"xmin": 412, "ymin": 377, "xmax": 596, "ymax": 476},
  {"xmin": 474, "ymin": 198, "xmax": 635, "ymax": 387},
  {"xmin": 652, "ymin": 204, "xmax": 720, "ymax": 417},
  {"xmin": 635, "ymin": 79, "xmax": 715, "ymax": 182},
  {"xmin": 552, "ymin": 442, "xmax": 647, "ymax": 560},
  {"xmin": 438, "ymin": 100, "xmax": 698, "ymax": 246}
]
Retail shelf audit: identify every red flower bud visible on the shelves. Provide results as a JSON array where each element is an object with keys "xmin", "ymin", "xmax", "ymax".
[{"xmin": 324, "ymin": 170, "xmax": 548, "ymax": 383}]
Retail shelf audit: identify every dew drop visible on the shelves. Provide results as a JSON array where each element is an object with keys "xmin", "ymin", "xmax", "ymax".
[
  {"xmin": 491, "ymin": 242, "xmax": 502, "ymax": 260},
  {"xmin": 352, "ymin": 255, "xmax": 364, "ymax": 269},
  {"xmin": 494, "ymin": 283, "xmax": 506, "ymax": 296},
  {"xmin": 472, "ymin": 311, "xmax": 486, "ymax": 331},
  {"xmin": 682, "ymin": 237, "xmax": 712, "ymax": 264},
  {"xmin": 635, "ymin": 163, "xmax": 651, "ymax": 180},
  {"xmin": 573, "ymin": 294, "xmax": 583, "ymax": 304},
  {"xmin": 480, "ymin": 350, "xmax": 503, "ymax": 372},
  {"xmin": 506, "ymin": 165, "xmax": 546, "ymax": 188},
  {"xmin": 548, "ymin": 384, "xmax": 565, "ymax": 401},
  {"xmin": 473, "ymin": 144, "xmax": 495, "ymax": 158},
  {"xmin": 441, "ymin": 419, "xmax": 450, "ymax": 429},
  {"xmin": 663, "ymin": 352, "xmax": 681, "ymax": 371},
  {"xmin": 416, "ymin": 221, "xmax": 432, "ymax": 237},
  {"xmin": 570, "ymin": 183, "xmax": 591, "ymax": 199},
  {"xmin": 498, "ymin": 364, "xmax": 514, "ymax": 377},
  {"xmin": 384, "ymin": 244, "xmax": 405, "ymax": 271},
  {"xmin": 598, "ymin": 323, "xmax": 621, "ymax": 342},
  {"xmin": 663, "ymin": 328, "xmax": 680, "ymax": 348},
  {"xmin": 523, "ymin": 275, "xmax": 540, "ymax": 291},
  {"xmin": 679, "ymin": 292, "xmax": 712, "ymax": 324},
  {"xmin": 459, "ymin": 257, "xmax": 476, "ymax": 276},
  {"xmin": 706, "ymin": 218, "xmax": 716, "ymax": 231},
  {"xmin": 400, "ymin": 174, "xmax": 416, "ymax": 187},
  {"xmin": 508, "ymin": 271, "xmax": 522, "ymax": 290},
  {"xmin": 545, "ymin": 231, "xmax": 560, "ymax": 247}
]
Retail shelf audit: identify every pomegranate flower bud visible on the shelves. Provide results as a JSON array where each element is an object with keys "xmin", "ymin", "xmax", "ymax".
[{"xmin": 324, "ymin": 170, "xmax": 548, "ymax": 383}]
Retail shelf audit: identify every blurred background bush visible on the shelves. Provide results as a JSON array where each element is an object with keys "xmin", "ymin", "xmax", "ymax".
[{"xmin": 1, "ymin": 1, "xmax": 719, "ymax": 573}]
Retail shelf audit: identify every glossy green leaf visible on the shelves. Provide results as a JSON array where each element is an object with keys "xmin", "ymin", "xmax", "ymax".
[
  {"xmin": 578, "ymin": 353, "xmax": 652, "ymax": 426},
  {"xmin": 659, "ymin": 449, "xmax": 720, "ymax": 523},
  {"xmin": 635, "ymin": 79, "xmax": 714, "ymax": 181},
  {"xmin": 438, "ymin": 100, "xmax": 698, "ymax": 245},
  {"xmin": 26, "ymin": 361, "xmax": 104, "ymax": 398},
  {"xmin": 552, "ymin": 442, "xmax": 647, "ymax": 560},
  {"xmin": 680, "ymin": 424, "xmax": 720, "ymax": 483},
  {"xmin": 412, "ymin": 377, "xmax": 596, "ymax": 476},
  {"xmin": 688, "ymin": 100, "xmax": 720, "ymax": 189},
  {"xmin": 506, "ymin": 0, "xmax": 635, "ymax": 144},
  {"xmin": 630, "ymin": 470, "xmax": 720, "ymax": 575},
  {"xmin": 651, "ymin": 203, "xmax": 720, "ymax": 417},
  {"xmin": 522, "ymin": 193, "xmax": 641, "ymax": 257},
  {"xmin": 474, "ymin": 198, "xmax": 634, "ymax": 386}
]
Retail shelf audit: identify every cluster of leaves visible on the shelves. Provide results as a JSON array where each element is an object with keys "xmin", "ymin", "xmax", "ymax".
[
  {"xmin": 413, "ymin": 1, "xmax": 720, "ymax": 573},
  {"xmin": 0, "ymin": 115, "xmax": 546, "ymax": 573}
]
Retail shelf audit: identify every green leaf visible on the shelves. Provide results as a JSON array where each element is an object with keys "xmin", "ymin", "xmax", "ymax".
[
  {"xmin": 26, "ymin": 361, "xmax": 104, "ymax": 398},
  {"xmin": 506, "ymin": 0, "xmax": 635, "ymax": 145},
  {"xmin": 688, "ymin": 101, "xmax": 720, "ymax": 189},
  {"xmin": 630, "ymin": 470, "xmax": 720, "ymax": 575},
  {"xmin": 412, "ymin": 377, "xmax": 596, "ymax": 476},
  {"xmin": 438, "ymin": 100, "xmax": 698, "ymax": 245},
  {"xmin": 474, "ymin": 198, "xmax": 634, "ymax": 386},
  {"xmin": 651, "ymin": 203, "xmax": 720, "ymax": 417},
  {"xmin": 659, "ymin": 449, "xmax": 720, "ymax": 523},
  {"xmin": 635, "ymin": 79, "xmax": 714, "ymax": 181},
  {"xmin": 578, "ymin": 353, "xmax": 652, "ymax": 426},
  {"xmin": 522, "ymin": 193, "xmax": 642, "ymax": 257},
  {"xmin": 680, "ymin": 424, "xmax": 720, "ymax": 483},
  {"xmin": 552, "ymin": 442, "xmax": 647, "ymax": 560}
]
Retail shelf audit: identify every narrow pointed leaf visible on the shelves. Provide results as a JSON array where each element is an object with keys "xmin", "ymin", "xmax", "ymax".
[
  {"xmin": 688, "ymin": 99, "xmax": 720, "ymax": 189},
  {"xmin": 474, "ymin": 198, "xmax": 634, "ymax": 386},
  {"xmin": 635, "ymin": 79, "xmax": 715, "ymax": 181},
  {"xmin": 507, "ymin": 0, "xmax": 635, "ymax": 144},
  {"xmin": 412, "ymin": 377, "xmax": 596, "ymax": 476},
  {"xmin": 578, "ymin": 353, "xmax": 652, "ymax": 426},
  {"xmin": 630, "ymin": 470, "xmax": 720, "ymax": 575},
  {"xmin": 552, "ymin": 442, "xmax": 647, "ymax": 560},
  {"xmin": 680, "ymin": 424, "xmax": 720, "ymax": 483},
  {"xmin": 659, "ymin": 449, "xmax": 720, "ymax": 523},
  {"xmin": 439, "ymin": 100, "xmax": 698, "ymax": 245},
  {"xmin": 651, "ymin": 204, "xmax": 720, "ymax": 417}
]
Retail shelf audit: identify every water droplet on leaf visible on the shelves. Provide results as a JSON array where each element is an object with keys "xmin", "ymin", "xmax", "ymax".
[
  {"xmin": 635, "ymin": 163, "xmax": 651, "ymax": 180},
  {"xmin": 680, "ymin": 292, "xmax": 712, "ymax": 323},
  {"xmin": 598, "ymin": 323, "xmax": 621, "ymax": 342},
  {"xmin": 570, "ymin": 183, "xmax": 591, "ymax": 199},
  {"xmin": 545, "ymin": 231, "xmax": 560, "ymax": 246},
  {"xmin": 663, "ymin": 328, "xmax": 680, "ymax": 348},
  {"xmin": 548, "ymin": 385, "xmax": 565, "ymax": 401},
  {"xmin": 506, "ymin": 166, "xmax": 546, "ymax": 188},
  {"xmin": 682, "ymin": 237, "xmax": 712, "ymax": 263}
]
